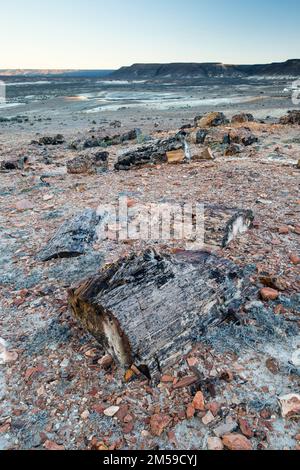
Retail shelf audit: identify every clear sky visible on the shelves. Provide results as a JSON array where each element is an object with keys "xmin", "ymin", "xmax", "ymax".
[{"xmin": 1, "ymin": 0, "xmax": 299, "ymax": 69}]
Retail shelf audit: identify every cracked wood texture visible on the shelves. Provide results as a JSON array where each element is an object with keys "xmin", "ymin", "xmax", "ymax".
[{"xmin": 68, "ymin": 249, "xmax": 253, "ymax": 376}]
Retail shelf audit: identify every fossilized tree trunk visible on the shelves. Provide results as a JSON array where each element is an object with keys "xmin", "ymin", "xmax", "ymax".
[{"xmin": 68, "ymin": 249, "xmax": 252, "ymax": 376}]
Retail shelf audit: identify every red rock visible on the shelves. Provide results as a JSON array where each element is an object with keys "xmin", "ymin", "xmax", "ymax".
[
  {"xmin": 44, "ymin": 440, "xmax": 65, "ymax": 451},
  {"xmin": 260, "ymin": 288, "xmax": 279, "ymax": 301},
  {"xmin": 207, "ymin": 401, "xmax": 221, "ymax": 417},
  {"xmin": 92, "ymin": 404, "xmax": 105, "ymax": 414},
  {"xmin": 0, "ymin": 423, "xmax": 10, "ymax": 434},
  {"xmin": 161, "ymin": 374, "xmax": 174, "ymax": 383},
  {"xmin": 207, "ymin": 437, "xmax": 224, "ymax": 451},
  {"xmin": 123, "ymin": 422, "xmax": 134, "ymax": 434},
  {"xmin": 186, "ymin": 404, "xmax": 195, "ymax": 419},
  {"xmin": 222, "ymin": 433, "xmax": 253, "ymax": 451},
  {"xmin": 24, "ymin": 365, "xmax": 44, "ymax": 381},
  {"xmin": 238, "ymin": 418, "xmax": 254, "ymax": 438},
  {"xmin": 290, "ymin": 254, "xmax": 300, "ymax": 265},
  {"xmin": 193, "ymin": 391, "xmax": 205, "ymax": 411},
  {"xmin": 150, "ymin": 414, "xmax": 172, "ymax": 437},
  {"xmin": 278, "ymin": 226, "xmax": 289, "ymax": 234},
  {"xmin": 187, "ymin": 357, "xmax": 199, "ymax": 367},
  {"xmin": 173, "ymin": 375, "xmax": 198, "ymax": 389}
]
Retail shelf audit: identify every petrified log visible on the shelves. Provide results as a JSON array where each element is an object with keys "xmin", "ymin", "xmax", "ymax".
[
  {"xmin": 68, "ymin": 249, "xmax": 253, "ymax": 376},
  {"xmin": 204, "ymin": 205, "xmax": 254, "ymax": 248},
  {"xmin": 83, "ymin": 129, "xmax": 142, "ymax": 149},
  {"xmin": 31, "ymin": 134, "xmax": 65, "ymax": 146},
  {"xmin": 114, "ymin": 133, "xmax": 191, "ymax": 171},
  {"xmin": 38, "ymin": 209, "xmax": 102, "ymax": 262},
  {"xmin": 67, "ymin": 151, "xmax": 109, "ymax": 174}
]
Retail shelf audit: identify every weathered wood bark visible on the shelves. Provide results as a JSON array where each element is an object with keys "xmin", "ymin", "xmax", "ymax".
[
  {"xmin": 38, "ymin": 209, "xmax": 102, "ymax": 262},
  {"xmin": 203, "ymin": 205, "xmax": 254, "ymax": 248},
  {"xmin": 68, "ymin": 249, "xmax": 253, "ymax": 376}
]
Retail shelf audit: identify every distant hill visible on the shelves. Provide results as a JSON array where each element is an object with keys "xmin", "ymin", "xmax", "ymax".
[
  {"xmin": 110, "ymin": 59, "xmax": 300, "ymax": 80},
  {"xmin": 0, "ymin": 70, "xmax": 113, "ymax": 78}
]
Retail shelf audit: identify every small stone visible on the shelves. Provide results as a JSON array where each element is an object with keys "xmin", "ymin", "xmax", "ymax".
[
  {"xmin": 207, "ymin": 401, "xmax": 221, "ymax": 417},
  {"xmin": 186, "ymin": 404, "xmax": 196, "ymax": 419},
  {"xmin": 202, "ymin": 411, "xmax": 215, "ymax": 425},
  {"xmin": 290, "ymin": 254, "xmax": 300, "ymax": 265},
  {"xmin": 238, "ymin": 418, "xmax": 254, "ymax": 438},
  {"xmin": 44, "ymin": 440, "xmax": 65, "ymax": 451},
  {"xmin": 214, "ymin": 421, "xmax": 238, "ymax": 437},
  {"xmin": 81, "ymin": 410, "xmax": 90, "ymax": 420},
  {"xmin": 193, "ymin": 391, "xmax": 205, "ymax": 411},
  {"xmin": 15, "ymin": 199, "xmax": 34, "ymax": 211},
  {"xmin": 279, "ymin": 394, "xmax": 300, "ymax": 419},
  {"xmin": 222, "ymin": 433, "xmax": 252, "ymax": 451},
  {"xmin": 124, "ymin": 414, "xmax": 133, "ymax": 423},
  {"xmin": 98, "ymin": 354, "xmax": 113, "ymax": 369},
  {"xmin": 84, "ymin": 349, "xmax": 98, "ymax": 358},
  {"xmin": 260, "ymin": 288, "xmax": 279, "ymax": 301},
  {"xmin": 265, "ymin": 357, "xmax": 280, "ymax": 375},
  {"xmin": 161, "ymin": 374, "xmax": 174, "ymax": 383},
  {"xmin": 104, "ymin": 406, "xmax": 120, "ymax": 417},
  {"xmin": 187, "ymin": 357, "xmax": 198, "ymax": 367},
  {"xmin": 60, "ymin": 358, "xmax": 69, "ymax": 368},
  {"xmin": 173, "ymin": 375, "xmax": 198, "ymax": 389},
  {"xmin": 278, "ymin": 226, "xmax": 289, "ymax": 234},
  {"xmin": 43, "ymin": 194, "xmax": 54, "ymax": 201},
  {"xmin": 150, "ymin": 414, "xmax": 172, "ymax": 437},
  {"xmin": 207, "ymin": 437, "xmax": 224, "ymax": 451}
]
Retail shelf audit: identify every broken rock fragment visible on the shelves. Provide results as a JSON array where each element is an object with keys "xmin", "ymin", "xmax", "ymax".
[
  {"xmin": 38, "ymin": 209, "xmax": 102, "ymax": 262},
  {"xmin": 222, "ymin": 433, "xmax": 253, "ymax": 451},
  {"xmin": 194, "ymin": 112, "xmax": 228, "ymax": 128}
]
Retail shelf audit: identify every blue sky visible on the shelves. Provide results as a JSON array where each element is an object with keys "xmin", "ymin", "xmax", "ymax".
[{"xmin": 1, "ymin": 0, "xmax": 299, "ymax": 69}]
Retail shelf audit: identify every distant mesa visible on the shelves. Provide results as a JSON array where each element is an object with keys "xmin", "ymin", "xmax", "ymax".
[{"xmin": 109, "ymin": 59, "xmax": 300, "ymax": 80}]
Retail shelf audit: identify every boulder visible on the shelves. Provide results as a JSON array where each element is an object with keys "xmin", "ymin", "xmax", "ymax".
[
  {"xmin": 67, "ymin": 152, "xmax": 109, "ymax": 174},
  {"xmin": 194, "ymin": 112, "xmax": 228, "ymax": 128}
]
